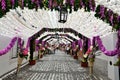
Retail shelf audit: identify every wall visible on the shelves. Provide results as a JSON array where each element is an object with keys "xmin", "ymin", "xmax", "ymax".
[
  {"xmin": 94, "ymin": 32, "xmax": 119, "ymax": 80},
  {"xmin": 0, "ymin": 35, "xmax": 28, "ymax": 77}
]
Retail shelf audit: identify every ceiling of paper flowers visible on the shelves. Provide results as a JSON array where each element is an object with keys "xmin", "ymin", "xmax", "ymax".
[{"xmin": 0, "ymin": 0, "xmax": 120, "ymax": 41}]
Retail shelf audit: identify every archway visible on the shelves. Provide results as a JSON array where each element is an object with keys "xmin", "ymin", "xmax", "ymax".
[
  {"xmin": 29, "ymin": 28, "xmax": 86, "ymax": 60},
  {"xmin": 0, "ymin": 0, "xmax": 120, "ymax": 80}
]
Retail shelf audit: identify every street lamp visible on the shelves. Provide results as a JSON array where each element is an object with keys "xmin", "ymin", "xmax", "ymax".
[{"xmin": 58, "ymin": 5, "xmax": 68, "ymax": 23}]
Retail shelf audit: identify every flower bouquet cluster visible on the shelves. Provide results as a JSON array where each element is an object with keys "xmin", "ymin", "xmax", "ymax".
[
  {"xmin": 0, "ymin": 0, "xmax": 96, "ymax": 18},
  {"xmin": 17, "ymin": 48, "xmax": 28, "ymax": 73},
  {"xmin": 19, "ymin": 48, "xmax": 28, "ymax": 59},
  {"xmin": 79, "ymin": 49, "xmax": 89, "ymax": 67},
  {"xmin": 88, "ymin": 53, "xmax": 95, "ymax": 62}
]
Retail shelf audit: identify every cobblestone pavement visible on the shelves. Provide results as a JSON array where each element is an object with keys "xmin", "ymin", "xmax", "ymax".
[{"xmin": 3, "ymin": 50, "xmax": 111, "ymax": 80}]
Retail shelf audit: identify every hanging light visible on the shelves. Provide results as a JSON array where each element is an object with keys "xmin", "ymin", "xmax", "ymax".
[
  {"xmin": 58, "ymin": 5, "xmax": 68, "ymax": 23},
  {"xmin": 55, "ymin": 33, "xmax": 59, "ymax": 39}
]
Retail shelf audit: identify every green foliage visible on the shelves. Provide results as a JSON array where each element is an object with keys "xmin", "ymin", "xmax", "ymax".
[
  {"xmin": 43, "ymin": 0, "xmax": 49, "ymax": 10},
  {"xmin": 74, "ymin": 0, "xmax": 80, "ymax": 11},
  {"xmin": 14, "ymin": 0, "xmax": 19, "ymax": 8},
  {"xmin": 27, "ymin": 0, "xmax": 35, "ymax": 9},
  {"xmin": 114, "ymin": 57, "xmax": 120, "ymax": 66},
  {"xmin": 6, "ymin": 0, "xmax": 11, "ymax": 12},
  {"xmin": 19, "ymin": 53, "xmax": 28, "ymax": 59},
  {"xmin": 94, "ymin": 5, "xmax": 100, "ymax": 17},
  {"xmin": 57, "ymin": 0, "xmax": 63, "ymax": 5}
]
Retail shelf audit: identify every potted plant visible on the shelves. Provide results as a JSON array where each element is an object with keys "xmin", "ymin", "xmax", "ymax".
[
  {"xmin": 87, "ymin": 46, "xmax": 96, "ymax": 76},
  {"xmin": 77, "ymin": 48, "xmax": 88, "ymax": 67},
  {"xmin": 80, "ymin": 57, "xmax": 88, "ymax": 67},
  {"xmin": 29, "ymin": 59, "xmax": 36, "ymax": 65},
  {"xmin": 88, "ymin": 52, "xmax": 95, "ymax": 75},
  {"xmin": 38, "ymin": 45, "xmax": 45, "ymax": 59},
  {"xmin": 17, "ymin": 48, "xmax": 29, "ymax": 73},
  {"xmin": 73, "ymin": 45, "xmax": 79, "ymax": 59},
  {"xmin": 19, "ymin": 48, "xmax": 29, "ymax": 59}
]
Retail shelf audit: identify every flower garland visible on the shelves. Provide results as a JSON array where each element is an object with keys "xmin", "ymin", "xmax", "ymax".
[
  {"xmin": 0, "ymin": 37, "xmax": 17, "ymax": 56},
  {"xmin": 95, "ymin": 36, "xmax": 119, "ymax": 56},
  {"xmin": 83, "ymin": 32, "xmax": 120, "ymax": 57},
  {"xmin": 0, "ymin": 37, "xmax": 31, "ymax": 56},
  {"xmin": 77, "ymin": 39, "xmax": 82, "ymax": 49},
  {"xmin": 95, "ymin": 5, "xmax": 120, "ymax": 30},
  {"xmin": 1, "ymin": 0, "xmax": 6, "ymax": 10},
  {"xmin": 16, "ymin": 37, "xmax": 30, "ymax": 59},
  {"xmin": 93, "ymin": 31, "xmax": 120, "ymax": 67},
  {"xmin": 0, "ymin": 0, "xmax": 96, "ymax": 17},
  {"xmin": 0, "ymin": 1, "xmax": 120, "ymax": 31},
  {"xmin": 88, "ymin": 38, "xmax": 91, "ymax": 49}
]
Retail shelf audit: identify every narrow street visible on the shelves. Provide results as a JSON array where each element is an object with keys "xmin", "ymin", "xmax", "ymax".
[{"xmin": 3, "ymin": 50, "xmax": 110, "ymax": 80}]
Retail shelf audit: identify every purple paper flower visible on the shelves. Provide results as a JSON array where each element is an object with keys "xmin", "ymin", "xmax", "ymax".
[
  {"xmin": 70, "ymin": 0, "xmax": 75, "ymax": 6},
  {"xmin": 1, "ymin": 0, "xmax": 6, "ymax": 10},
  {"xmin": 22, "ymin": 0, "xmax": 24, "ymax": 9},
  {"xmin": 88, "ymin": 38, "xmax": 91, "ymax": 48},
  {"xmin": 89, "ymin": 0, "xmax": 92, "ymax": 10},
  {"xmin": 79, "ymin": 0, "xmax": 83, "ymax": 7},
  {"xmin": 78, "ymin": 39, "xmax": 82, "ymax": 49},
  {"xmin": 117, "ymin": 16, "xmax": 120, "ymax": 23},
  {"xmin": 98, "ymin": 5, "xmax": 105, "ymax": 19},
  {"xmin": 31, "ymin": 0, "xmax": 35, "ymax": 2},
  {"xmin": 49, "ymin": 0, "xmax": 52, "ymax": 8},
  {"xmin": 11, "ymin": 0, "xmax": 15, "ymax": 8},
  {"xmin": 94, "ymin": 34, "xmax": 120, "ymax": 56},
  {"xmin": 110, "ymin": 14, "xmax": 114, "ymax": 26},
  {"xmin": 0, "ymin": 37, "xmax": 17, "ymax": 56},
  {"xmin": 26, "ymin": 37, "xmax": 31, "ymax": 49}
]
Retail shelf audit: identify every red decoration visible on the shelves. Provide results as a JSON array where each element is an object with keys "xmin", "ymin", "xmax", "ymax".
[
  {"xmin": 81, "ymin": 62, "xmax": 88, "ymax": 67},
  {"xmin": 73, "ymin": 55, "xmax": 78, "ymax": 59},
  {"xmin": 29, "ymin": 60, "xmax": 36, "ymax": 65},
  {"xmin": 40, "ymin": 55, "xmax": 43, "ymax": 58}
]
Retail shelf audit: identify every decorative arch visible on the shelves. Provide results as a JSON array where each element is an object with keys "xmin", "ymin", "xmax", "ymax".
[
  {"xmin": 30, "ymin": 28, "xmax": 84, "ymax": 40},
  {"xmin": 39, "ymin": 33, "xmax": 77, "ymax": 42}
]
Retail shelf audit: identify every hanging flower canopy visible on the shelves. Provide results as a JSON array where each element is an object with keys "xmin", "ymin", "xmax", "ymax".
[
  {"xmin": 0, "ymin": 0, "xmax": 120, "ymax": 40},
  {"xmin": 0, "ymin": 0, "xmax": 95, "ymax": 16}
]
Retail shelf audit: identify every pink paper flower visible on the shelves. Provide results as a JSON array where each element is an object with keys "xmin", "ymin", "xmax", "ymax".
[{"xmin": 22, "ymin": 49, "xmax": 28, "ymax": 55}]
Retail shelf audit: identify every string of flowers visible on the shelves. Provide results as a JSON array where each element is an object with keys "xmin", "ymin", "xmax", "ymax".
[
  {"xmin": 95, "ymin": 5, "xmax": 120, "ymax": 30},
  {"xmin": 88, "ymin": 38, "xmax": 91, "ymax": 49},
  {"xmin": 18, "ymin": 38, "xmax": 29, "ymax": 59},
  {"xmin": 1, "ymin": 0, "xmax": 6, "ymax": 11},
  {"xmin": 77, "ymin": 39, "xmax": 82, "ymax": 49},
  {"xmin": 92, "ymin": 30, "xmax": 120, "ymax": 67},
  {"xmin": 0, "ymin": 37, "xmax": 31, "ymax": 57},
  {"xmin": 73, "ymin": 31, "xmax": 120, "ymax": 67},
  {"xmin": 95, "ymin": 36, "xmax": 118, "ymax": 56},
  {"xmin": 10, "ymin": 0, "xmax": 15, "ymax": 8},
  {"xmin": 72, "ymin": 41, "xmax": 76, "ymax": 49},
  {"xmin": 0, "ymin": 0, "xmax": 96, "ymax": 17},
  {"xmin": 0, "ymin": 37, "xmax": 17, "ymax": 56}
]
